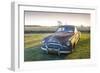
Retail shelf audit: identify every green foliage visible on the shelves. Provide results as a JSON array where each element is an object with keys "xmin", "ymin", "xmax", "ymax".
[{"xmin": 24, "ymin": 32, "xmax": 90, "ymax": 61}]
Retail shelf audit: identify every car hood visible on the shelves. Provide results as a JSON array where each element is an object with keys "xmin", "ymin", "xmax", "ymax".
[{"xmin": 47, "ymin": 32, "xmax": 73, "ymax": 44}]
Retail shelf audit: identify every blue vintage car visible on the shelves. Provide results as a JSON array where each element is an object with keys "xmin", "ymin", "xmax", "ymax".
[{"xmin": 41, "ymin": 25, "xmax": 81, "ymax": 55}]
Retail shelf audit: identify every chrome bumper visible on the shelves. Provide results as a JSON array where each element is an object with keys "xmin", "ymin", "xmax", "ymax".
[{"xmin": 41, "ymin": 47, "xmax": 71, "ymax": 53}]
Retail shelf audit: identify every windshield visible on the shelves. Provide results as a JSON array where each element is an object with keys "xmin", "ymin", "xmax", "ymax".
[{"xmin": 56, "ymin": 26, "xmax": 74, "ymax": 33}]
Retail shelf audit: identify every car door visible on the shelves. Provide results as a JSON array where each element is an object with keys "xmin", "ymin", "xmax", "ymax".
[{"xmin": 74, "ymin": 27, "xmax": 80, "ymax": 45}]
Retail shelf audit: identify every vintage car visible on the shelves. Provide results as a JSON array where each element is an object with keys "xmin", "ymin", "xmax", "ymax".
[{"xmin": 41, "ymin": 25, "xmax": 81, "ymax": 55}]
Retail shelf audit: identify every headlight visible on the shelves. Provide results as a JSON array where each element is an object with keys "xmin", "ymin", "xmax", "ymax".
[{"xmin": 66, "ymin": 41, "xmax": 71, "ymax": 46}]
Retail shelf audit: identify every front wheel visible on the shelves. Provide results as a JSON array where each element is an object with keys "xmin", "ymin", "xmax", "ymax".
[{"xmin": 57, "ymin": 48, "xmax": 60, "ymax": 56}]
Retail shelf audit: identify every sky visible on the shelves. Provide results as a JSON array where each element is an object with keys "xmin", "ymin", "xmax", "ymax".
[{"xmin": 24, "ymin": 11, "xmax": 90, "ymax": 26}]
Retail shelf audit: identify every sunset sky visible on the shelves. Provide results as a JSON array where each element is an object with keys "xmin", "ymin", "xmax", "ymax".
[{"xmin": 25, "ymin": 11, "xmax": 90, "ymax": 26}]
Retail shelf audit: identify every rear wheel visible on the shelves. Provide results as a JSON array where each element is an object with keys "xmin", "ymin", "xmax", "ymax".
[
  {"xmin": 71, "ymin": 43, "xmax": 75, "ymax": 53},
  {"xmin": 73, "ymin": 43, "xmax": 76, "ymax": 49}
]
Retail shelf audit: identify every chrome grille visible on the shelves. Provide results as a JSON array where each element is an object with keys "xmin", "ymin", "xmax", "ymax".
[{"xmin": 47, "ymin": 43, "xmax": 61, "ymax": 49}]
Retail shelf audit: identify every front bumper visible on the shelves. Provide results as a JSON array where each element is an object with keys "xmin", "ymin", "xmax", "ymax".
[
  {"xmin": 41, "ymin": 47, "xmax": 71, "ymax": 53},
  {"xmin": 41, "ymin": 43, "xmax": 71, "ymax": 53}
]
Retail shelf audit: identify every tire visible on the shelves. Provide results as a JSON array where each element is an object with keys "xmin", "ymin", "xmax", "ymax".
[
  {"xmin": 70, "ymin": 43, "xmax": 75, "ymax": 53},
  {"xmin": 73, "ymin": 43, "xmax": 76, "ymax": 49}
]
